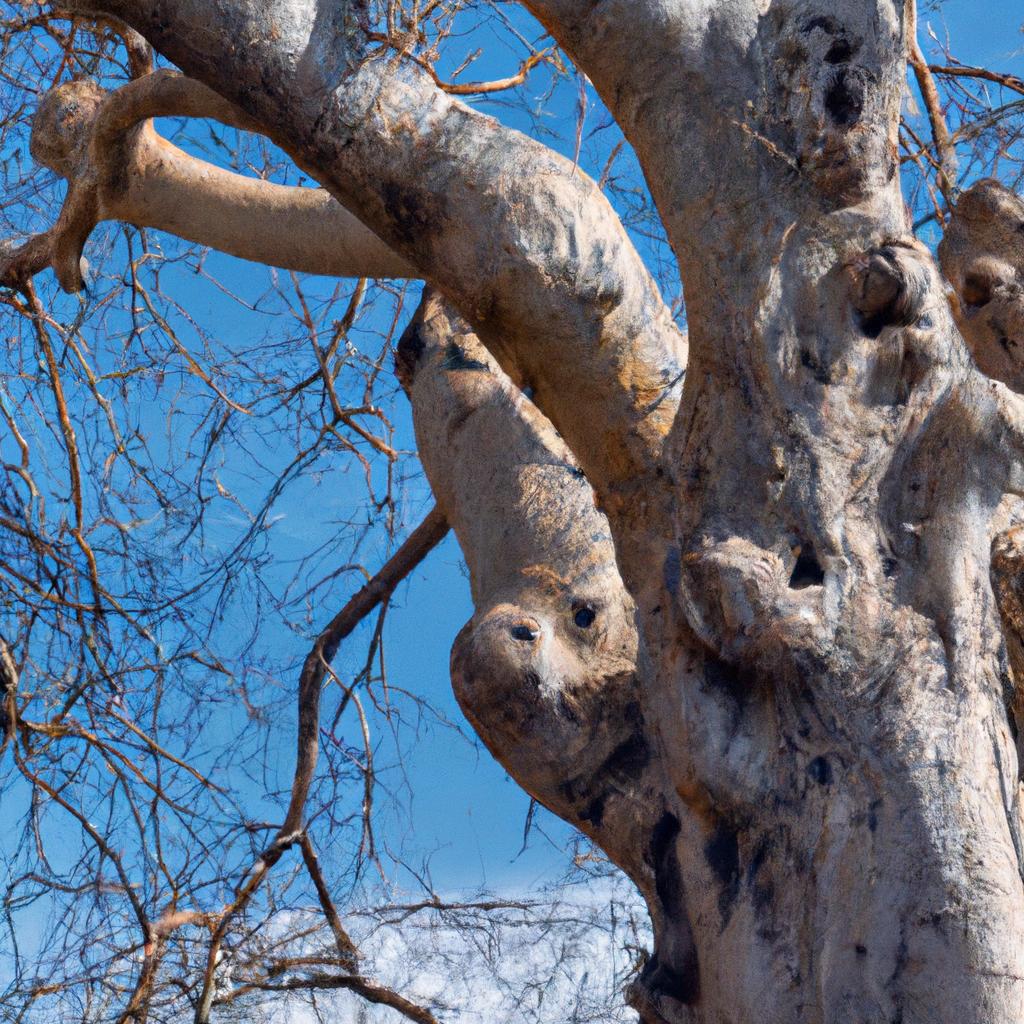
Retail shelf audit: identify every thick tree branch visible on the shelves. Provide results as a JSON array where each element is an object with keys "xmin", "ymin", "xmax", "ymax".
[
  {"xmin": 53, "ymin": 4, "xmax": 686, "ymax": 522},
  {"xmin": 2, "ymin": 73, "xmax": 414, "ymax": 289},
  {"xmin": 398, "ymin": 291, "xmax": 696, "ymax": 1020},
  {"xmin": 399, "ymin": 292, "xmax": 654, "ymax": 860}
]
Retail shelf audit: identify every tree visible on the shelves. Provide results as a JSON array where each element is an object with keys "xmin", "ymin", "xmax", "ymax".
[{"xmin": 2, "ymin": 1, "xmax": 1024, "ymax": 1022}]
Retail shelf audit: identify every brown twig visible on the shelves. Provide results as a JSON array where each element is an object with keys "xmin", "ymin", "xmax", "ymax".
[
  {"xmin": 929, "ymin": 63, "xmax": 1024, "ymax": 98},
  {"xmin": 412, "ymin": 48, "xmax": 552, "ymax": 95},
  {"xmin": 192, "ymin": 505, "xmax": 449, "ymax": 1024},
  {"xmin": 906, "ymin": 0, "xmax": 958, "ymax": 204},
  {"xmin": 213, "ymin": 970, "xmax": 442, "ymax": 1024}
]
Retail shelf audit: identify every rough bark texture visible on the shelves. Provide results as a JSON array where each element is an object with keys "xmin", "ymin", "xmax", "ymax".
[
  {"xmin": 11, "ymin": 1, "xmax": 1024, "ymax": 1021},
  {"xmin": 940, "ymin": 179, "xmax": 1024, "ymax": 391}
]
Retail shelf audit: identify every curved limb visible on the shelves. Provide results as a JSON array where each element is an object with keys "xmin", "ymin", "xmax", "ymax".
[
  {"xmin": 398, "ymin": 290, "xmax": 653, "ymax": 867},
  {"xmin": 2, "ymin": 73, "xmax": 413, "ymax": 290},
  {"xmin": 51, "ymin": 4, "xmax": 687, "ymax": 524},
  {"xmin": 399, "ymin": 291, "xmax": 697, "ymax": 1020}
]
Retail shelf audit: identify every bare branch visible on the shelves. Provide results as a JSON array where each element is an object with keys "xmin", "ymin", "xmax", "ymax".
[
  {"xmin": 283, "ymin": 503, "xmax": 448, "ymax": 837},
  {"xmin": 411, "ymin": 46, "xmax": 554, "ymax": 95},
  {"xmin": 928, "ymin": 63, "xmax": 1024, "ymax": 98},
  {"xmin": 2, "ymin": 72, "xmax": 414, "ymax": 291},
  {"xmin": 192, "ymin": 504, "xmax": 448, "ymax": 1023},
  {"xmin": 213, "ymin": 969, "xmax": 441, "ymax": 1024}
]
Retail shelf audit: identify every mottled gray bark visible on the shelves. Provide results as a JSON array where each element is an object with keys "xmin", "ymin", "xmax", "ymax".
[{"xmin": 14, "ymin": 0, "xmax": 1024, "ymax": 1021}]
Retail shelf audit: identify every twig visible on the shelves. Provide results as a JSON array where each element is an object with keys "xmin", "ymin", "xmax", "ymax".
[
  {"xmin": 192, "ymin": 505, "xmax": 449, "ymax": 1024},
  {"xmin": 906, "ymin": 0, "xmax": 958, "ymax": 204}
]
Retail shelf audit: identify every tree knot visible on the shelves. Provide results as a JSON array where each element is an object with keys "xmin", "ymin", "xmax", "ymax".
[{"xmin": 847, "ymin": 240, "xmax": 933, "ymax": 338}]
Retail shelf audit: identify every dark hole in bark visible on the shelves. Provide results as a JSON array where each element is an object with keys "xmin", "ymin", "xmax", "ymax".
[
  {"xmin": 868, "ymin": 799, "xmax": 881, "ymax": 832},
  {"xmin": 395, "ymin": 320, "xmax": 426, "ymax": 385},
  {"xmin": 579, "ymin": 793, "xmax": 606, "ymax": 828},
  {"xmin": 801, "ymin": 15, "xmax": 842, "ymax": 35},
  {"xmin": 824, "ymin": 69, "xmax": 864, "ymax": 126},
  {"xmin": 807, "ymin": 755, "xmax": 833, "ymax": 786},
  {"xmin": 650, "ymin": 812, "xmax": 683, "ymax": 915},
  {"xmin": 510, "ymin": 624, "xmax": 539, "ymax": 643},
  {"xmin": 443, "ymin": 341, "xmax": 490, "ymax": 373},
  {"xmin": 602, "ymin": 731, "xmax": 650, "ymax": 781},
  {"xmin": 706, "ymin": 823, "xmax": 739, "ymax": 885},
  {"xmin": 704, "ymin": 657, "xmax": 748, "ymax": 704},
  {"xmin": 800, "ymin": 346, "xmax": 831, "ymax": 384},
  {"xmin": 622, "ymin": 699, "xmax": 644, "ymax": 730},
  {"xmin": 859, "ymin": 311, "xmax": 887, "ymax": 339},
  {"xmin": 573, "ymin": 605, "xmax": 596, "ymax": 628},
  {"xmin": 790, "ymin": 546, "xmax": 825, "ymax": 589},
  {"xmin": 825, "ymin": 38, "xmax": 853, "ymax": 63},
  {"xmin": 856, "ymin": 944, "xmax": 868, "ymax": 957},
  {"xmin": 705, "ymin": 820, "xmax": 741, "ymax": 921},
  {"xmin": 962, "ymin": 271, "xmax": 994, "ymax": 309},
  {"xmin": 638, "ymin": 952, "xmax": 701, "ymax": 1006}
]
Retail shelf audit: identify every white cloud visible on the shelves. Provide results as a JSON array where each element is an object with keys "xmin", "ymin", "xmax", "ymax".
[{"xmin": 275, "ymin": 873, "xmax": 650, "ymax": 1024}]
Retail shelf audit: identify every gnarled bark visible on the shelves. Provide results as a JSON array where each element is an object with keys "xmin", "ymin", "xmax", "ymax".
[{"xmin": 398, "ymin": 293, "xmax": 696, "ymax": 1017}]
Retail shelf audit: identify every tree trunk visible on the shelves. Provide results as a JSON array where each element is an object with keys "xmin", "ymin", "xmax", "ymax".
[{"xmin": 13, "ymin": 0, "xmax": 1024, "ymax": 1020}]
